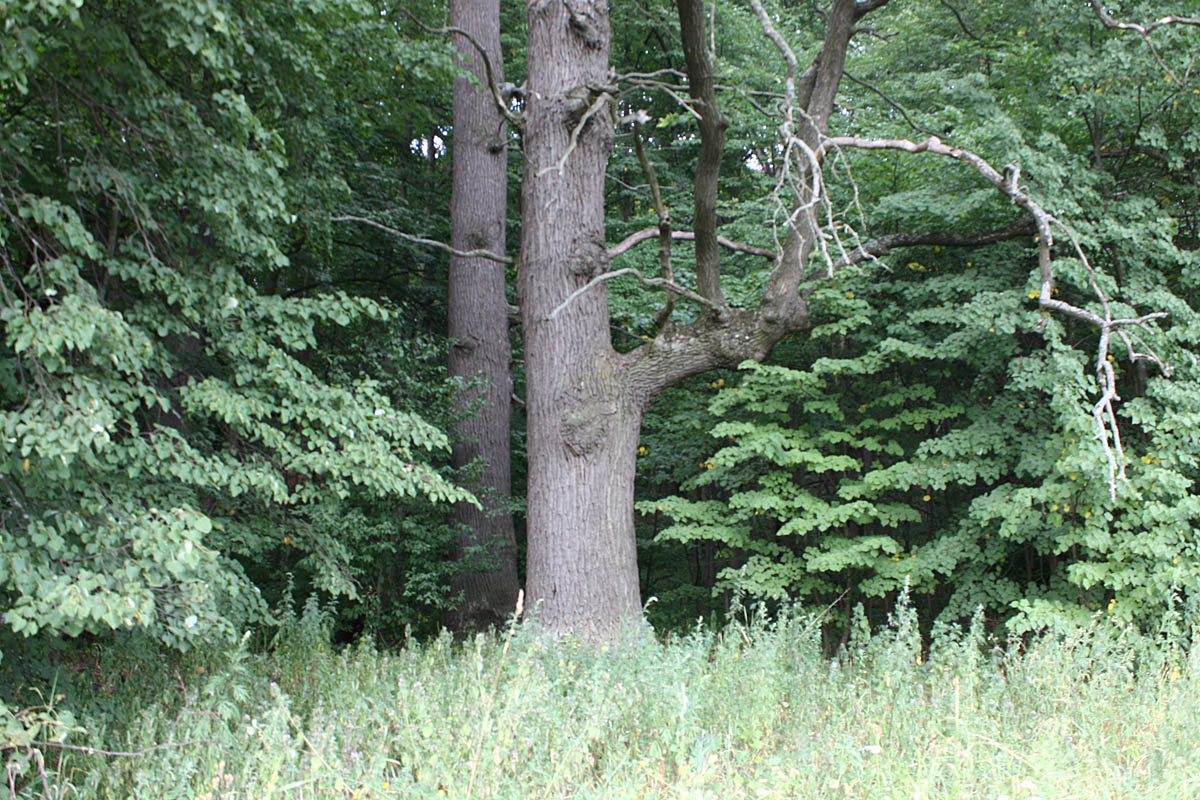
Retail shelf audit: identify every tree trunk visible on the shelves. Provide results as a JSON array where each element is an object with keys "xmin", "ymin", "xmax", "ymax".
[
  {"xmin": 445, "ymin": 0, "xmax": 519, "ymax": 631},
  {"xmin": 518, "ymin": 0, "xmax": 867, "ymax": 637},
  {"xmin": 521, "ymin": 0, "xmax": 644, "ymax": 637}
]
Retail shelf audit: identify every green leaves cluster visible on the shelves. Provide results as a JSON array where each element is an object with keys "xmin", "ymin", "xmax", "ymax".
[
  {"xmin": 637, "ymin": 0, "xmax": 1200, "ymax": 633},
  {"xmin": 0, "ymin": 0, "xmax": 469, "ymax": 648}
]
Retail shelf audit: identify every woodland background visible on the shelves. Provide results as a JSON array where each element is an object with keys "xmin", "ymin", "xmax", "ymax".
[
  {"xmin": 2, "ymin": 0, "xmax": 1200, "ymax": 714},
  {"xmin": 4, "ymin": 1, "xmax": 1200, "ymax": 796}
]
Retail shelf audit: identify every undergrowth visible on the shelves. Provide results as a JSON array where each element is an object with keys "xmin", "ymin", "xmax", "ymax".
[{"xmin": 4, "ymin": 595, "xmax": 1199, "ymax": 799}]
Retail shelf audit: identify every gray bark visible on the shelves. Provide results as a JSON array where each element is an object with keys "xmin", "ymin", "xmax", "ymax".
[
  {"xmin": 519, "ymin": 0, "xmax": 878, "ymax": 638},
  {"xmin": 445, "ymin": 0, "xmax": 519, "ymax": 631}
]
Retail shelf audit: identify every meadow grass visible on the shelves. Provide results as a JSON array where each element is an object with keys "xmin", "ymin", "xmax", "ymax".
[{"xmin": 6, "ymin": 599, "xmax": 1200, "ymax": 800}]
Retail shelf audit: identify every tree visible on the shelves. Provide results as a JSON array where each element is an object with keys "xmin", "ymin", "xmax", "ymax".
[
  {"xmin": 517, "ymin": 0, "xmax": 1193, "ymax": 637},
  {"xmin": 444, "ymin": 0, "xmax": 522, "ymax": 630},
  {"xmin": 0, "ymin": 0, "xmax": 472, "ymax": 647}
]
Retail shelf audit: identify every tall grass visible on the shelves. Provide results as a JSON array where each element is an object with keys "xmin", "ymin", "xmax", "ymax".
[{"xmin": 6, "ymin": 597, "xmax": 1199, "ymax": 799}]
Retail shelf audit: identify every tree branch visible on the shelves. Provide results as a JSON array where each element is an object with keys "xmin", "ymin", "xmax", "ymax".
[
  {"xmin": 1088, "ymin": 2, "xmax": 1200, "ymax": 84},
  {"xmin": 821, "ymin": 133, "xmax": 1172, "ymax": 499},
  {"xmin": 330, "ymin": 215, "xmax": 513, "ymax": 264},
  {"xmin": 829, "ymin": 216, "xmax": 1036, "ymax": 269},
  {"xmin": 938, "ymin": 0, "xmax": 980, "ymax": 40},
  {"xmin": 606, "ymin": 228, "xmax": 777, "ymax": 261},
  {"xmin": 632, "ymin": 118, "xmax": 676, "ymax": 328},
  {"xmin": 853, "ymin": 0, "xmax": 892, "ymax": 21},
  {"xmin": 843, "ymin": 71, "xmax": 940, "ymax": 137},
  {"xmin": 676, "ymin": 0, "xmax": 729, "ymax": 309},
  {"xmin": 395, "ymin": 7, "xmax": 522, "ymax": 125},
  {"xmin": 546, "ymin": 267, "xmax": 721, "ymax": 321}
]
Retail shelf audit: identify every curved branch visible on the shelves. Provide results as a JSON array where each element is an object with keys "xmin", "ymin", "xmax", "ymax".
[
  {"xmin": 843, "ymin": 71, "xmax": 940, "ymax": 137},
  {"xmin": 331, "ymin": 215, "xmax": 513, "ymax": 264},
  {"xmin": 395, "ymin": 7, "xmax": 521, "ymax": 125},
  {"xmin": 546, "ymin": 267, "xmax": 721, "ymax": 321},
  {"xmin": 938, "ymin": 0, "xmax": 980, "ymax": 40},
  {"xmin": 829, "ymin": 216, "xmax": 1036, "ymax": 269},
  {"xmin": 1088, "ymin": 2, "xmax": 1200, "ymax": 84},
  {"xmin": 606, "ymin": 228, "xmax": 777, "ymax": 261},
  {"xmin": 821, "ymin": 133, "xmax": 1172, "ymax": 499}
]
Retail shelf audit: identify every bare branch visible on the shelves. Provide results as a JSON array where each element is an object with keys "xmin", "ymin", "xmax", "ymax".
[
  {"xmin": 843, "ymin": 71, "xmax": 941, "ymax": 137},
  {"xmin": 938, "ymin": 0, "xmax": 980, "ymax": 40},
  {"xmin": 822, "ymin": 133, "xmax": 1172, "ymax": 499},
  {"xmin": 395, "ymin": 7, "xmax": 521, "ymax": 125},
  {"xmin": 606, "ymin": 228, "xmax": 778, "ymax": 261},
  {"xmin": 536, "ymin": 90, "xmax": 612, "ymax": 178},
  {"xmin": 853, "ymin": 0, "xmax": 892, "ymax": 19},
  {"xmin": 30, "ymin": 739, "xmax": 205, "ymax": 757},
  {"xmin": 546, "ymin": 267, "xmax": 721, "ymax": 321},
  {"xmin": 677, "ymin": 0, "xmax": 730, "ymax": 308},
  {"xmin": 331, "ymin": 215, "xmax": 513, "ymax": 264},
  {"xmin": 829, "ymin": 216, "xmax": 1036, "ymax": 269},
  {"xmin": 1088, "ymin": 3, "xmax": 1200, "ymax": 34},
  {"xmin": 617, "ymin": 79, "xmax": 703, "ymax": 120},
  {"xmin": 1088, "ymin": 2, "xmax": 1200, "ymax": 84},
  {"xmin": 632, "ymin": 119, "xmax": 676, "ymax": 328}
]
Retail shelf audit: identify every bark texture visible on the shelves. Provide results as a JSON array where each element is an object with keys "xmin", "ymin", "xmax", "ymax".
[
  {"xmin": 521, "ymin": 0, "xmax": 645, "ymax": 637},
  {"xmin": 445, "ymin": 0, "xmax": 519, "ymax": 631},
  {"xmin": 519, "ymin": 0, "xmax": 880, "ymax": 638}
]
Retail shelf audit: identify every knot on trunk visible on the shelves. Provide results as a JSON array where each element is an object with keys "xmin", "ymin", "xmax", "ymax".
[
  {"xmin": 567, "ymin": 234, "xmax": 609, "ymax": 279},
  {"xmin": 564, "ymin": 0, "xmax": 605, "ymax": 48},
  {"xmin": 559, "ymin": 388, "xmax": 617, "ymax": 457}
]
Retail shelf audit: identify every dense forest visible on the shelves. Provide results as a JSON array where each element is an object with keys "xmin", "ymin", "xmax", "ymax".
[{"xmin": 3, "ymin": 0, "xmax": 1199, "ymax": 658}]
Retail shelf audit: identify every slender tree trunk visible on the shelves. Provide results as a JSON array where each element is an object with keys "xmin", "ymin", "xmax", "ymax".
[{"xmin": 445, "ymin": 0, "xmax": 519, "ymax": 631}]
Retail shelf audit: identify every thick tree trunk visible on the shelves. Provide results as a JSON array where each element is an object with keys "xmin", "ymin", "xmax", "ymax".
[
  {"xmin": 518, "ymin": 0, "xmax": 870, "ymax": 638},
  {"xmin": 445, "ymin": 0, "xmax": 519, "ymax": 631},
  {"xmin": 521, "ymin": 0, "xmax": 644, "ymax": 637}
]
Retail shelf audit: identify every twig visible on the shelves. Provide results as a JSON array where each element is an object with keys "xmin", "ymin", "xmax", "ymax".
[
  {"xmin": 536, "ymin": 90, "xmax": 612, "ymax": 178},
  {"xmin": 606, "ymin": 228, "xmax": 777, "ymax": 261},
  {"xmin": 843, "ymin": 72, "xmax": 940, "ymax": 137},
  {"xmin": 330, "ymin": 216, "xmax": 513, "ymax": 264},
  {"xmin": 29, "ymin": 739, "xmax": 204, "ymax": 757},
  {"xmin": 938, "ymin": 0, "xmax": 980, "ymax": 40}
]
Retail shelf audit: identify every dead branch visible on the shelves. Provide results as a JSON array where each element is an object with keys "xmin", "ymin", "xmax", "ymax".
[
  {"xmin": 829, "ymin": 216, "xmax": 1036, "ymax": 269},
  {"xmin": 535, "ymin": 89, "xmax": 612, "ymax": 178},
  {"xmin": 606, "ymin": 228, "xmax": 778, "ymax": 261},
  {"xmin": 822, "ymin": 134, "xmax": 1172, "ymax": 499},
  {"xmin": 395, "ymin": 8, "xmax": 521, "ymax": 125},
  {"xmin": 1088, "ymin": 2, "xmax": 1200, "ymax": 84},
  {"xmin": 331, "ymin": 215, "xmax": 513, "ymax": 264},
  {"xmin": 28, "ymin": 739, "xmax": 205, "ymax": 757},
  {"xmin": 632, "ymin": 119, "xmax": 676, "ymax": 328},
  {"xmin": 546, "ymin": 267, "xmax": 721, "ymax": 321}
]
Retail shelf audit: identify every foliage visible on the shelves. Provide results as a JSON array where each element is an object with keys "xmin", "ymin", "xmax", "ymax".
[
  {"xmin": 637, "ymin": 0, "xmax": 1200, "ymax": 634},
  {"xmin": 0, "ymin": 0, "xmax": 470, "ymax": 649}
]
